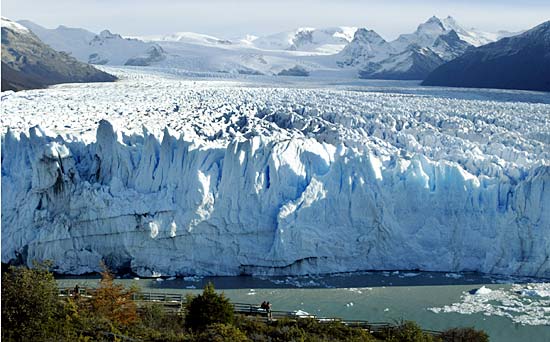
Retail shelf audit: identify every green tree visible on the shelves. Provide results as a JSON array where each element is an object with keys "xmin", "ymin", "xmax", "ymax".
[
  {"xmin": 185, "ymin": 282, "xmax": 234, "ymax": 331},
  {"xmin": 1, "ymin": 261, "xmax": 61, "ymax": 341}
]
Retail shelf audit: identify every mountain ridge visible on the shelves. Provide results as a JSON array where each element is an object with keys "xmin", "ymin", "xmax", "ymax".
[
  {"xmin": 17, "ymin": 20, "xmax": 166, "ymax": 66},
  {"xmin": 344, "ymin": 16, "xmax": 492, "ymax": 80},
  {"xmin": 422, "ymin": 21, "xmax": 550, "ymax": 91},
  {"xmin": 1, "ymin": 17, "xmax": 116, "ymax": 91},
  {"xmin": 13, "ymin": 16, "xmax": 525, "ymax": 81}
]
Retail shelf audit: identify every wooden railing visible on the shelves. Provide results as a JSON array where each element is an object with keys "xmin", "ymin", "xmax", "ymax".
[
  {"xmin": 58, "ymin": 288, "xmax": 442, "ymax": 336},
  {"xmin": 132, "ymin": 292, "xmax": 186, "ymax": 302}
]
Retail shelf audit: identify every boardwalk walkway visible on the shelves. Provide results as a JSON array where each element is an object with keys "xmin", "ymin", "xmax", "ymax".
[{"xmin": 59, "ymin": 287, "xmax": 442, "ymax": 337}]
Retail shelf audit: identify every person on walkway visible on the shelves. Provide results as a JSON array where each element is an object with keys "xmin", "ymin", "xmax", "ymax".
[
  {"xmin": 73, "ymin": 284, "xmax": 80, "ymax": 298},
  {"xmin": 266, "ymin": 301, "xmax": 272, "ymax": 320}
]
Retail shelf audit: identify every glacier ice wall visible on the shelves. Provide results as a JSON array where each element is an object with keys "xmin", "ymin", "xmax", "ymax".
[
  {"xmin": 1, "ymin": 69, "xmax": 549, "ymax": 277},
  {"xmin": 2, "ymin": 119, "xmax": 549, "ymax": 277}
]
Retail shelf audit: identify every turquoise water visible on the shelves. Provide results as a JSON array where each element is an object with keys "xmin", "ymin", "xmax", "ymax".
[{"xmin": 57, "ymin": 271, "xmax": 550, "ymax": 341}]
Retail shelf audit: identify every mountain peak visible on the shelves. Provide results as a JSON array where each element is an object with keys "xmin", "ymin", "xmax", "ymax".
[
  {"xmin": 416, "ymin": 16, "xmax": 447, "ymax": 35},
  {"xmin": 99, "ymin": 30, "xmax": 120, "ymax": 39},
  {"xmin": 353, "ymin": 28, "xmax": 385, "ymax": 42},
  {"xmin": 423, "ymin": 16, "xmax": 448, "ymax": 29},
  {"xmin": 337, "ymin": 27, "xmax": 394, "ymax": 67},
  {"xmin": 426, "ymin": 16, "xmax": 443, "ymax": 24}
]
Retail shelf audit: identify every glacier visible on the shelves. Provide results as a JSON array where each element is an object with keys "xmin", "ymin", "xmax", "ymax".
[{"xmin": 1, "ymin": 68, "xmax": 549, "ymax": 277}]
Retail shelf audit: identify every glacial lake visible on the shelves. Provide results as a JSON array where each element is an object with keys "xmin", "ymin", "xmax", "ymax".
[{"xmin": 57, "ymin": 271, "xmax": 550, "ymax": 342}]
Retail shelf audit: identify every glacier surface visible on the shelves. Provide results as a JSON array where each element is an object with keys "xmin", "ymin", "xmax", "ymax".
[{"xmin": 1, "ymin": 68, "xmax": 549, "ymax": 277}]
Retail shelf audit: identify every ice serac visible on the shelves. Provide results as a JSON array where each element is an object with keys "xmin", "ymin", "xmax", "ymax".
[{"xmin": 2, "ymin": 117, "xmax": 549, "ymax": 277}]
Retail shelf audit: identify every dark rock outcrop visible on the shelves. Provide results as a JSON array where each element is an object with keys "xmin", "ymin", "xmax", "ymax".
[{"xmin": 277, "ymin": 65, "xmax": 309, "ymax": 77}]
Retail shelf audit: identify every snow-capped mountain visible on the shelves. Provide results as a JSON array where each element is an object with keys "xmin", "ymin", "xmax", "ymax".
[
  {"xmin": 359, "ymin": 45, "xmax": 444, "ymax": 80},
  {"xmin": 431, "ymin": 30, "xmax": 472, "ymax": 60},
  {"xmin": 87, "ymin": 29, "xmax": 165, "ymax": 65},
  {"xmin": 337, "ymin": 28, "xmax": 395, "ymax": 67},
  {"xmin": 423, "ymin": 20, "xmax": 550, "ymax": 91},
  {"xmin": 1, "ymin": 17, "xmax": 116, "ymax": 91},
  {"xmin": 252, "ymin": 27, "xmax": 357, "ymax": 54},
  {"xmin": 17, "ymin": 19, "xmax": 96, "ymax": 55},
  {"xmin": 342, "ymin": 16, "xmax": 504, "ymax": 80},
  {"xmin": 17, "ymin": 20, "xmax": 166, "ymax": 66},
  {"xmin": 435, "ymin": 16, "xmax": 518, "ymax": 47},
  {"xmin": 13, "ymin": 17, "xmax": 523, "ymax": 80},
  {"xmin": 392, "ymin": 15, "xmax": 495, "ymax": 51}
]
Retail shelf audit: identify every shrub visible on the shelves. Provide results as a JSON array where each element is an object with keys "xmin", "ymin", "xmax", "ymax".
[
  {"xmin": 195, "ymin": 323, "xmax": 250, "ymax": 342},
  {"xmin": 379, "ymin": 320, "xmax": 435, "ymax": 342},
  {"xmin": 235, "ymin": 316, "xmax": 375, "ymax": 342},
  {"xmin": 440, "ymin": 327, "xmax": 489, "ymax": 342},
  {"xmin": 185, "ymin": 282, "xmax": 234, "ymax": 331},
  {"xmin": 1, "ymin": 261, "xmax": 62, "ymax": 341},
  {"xmin": 134, "ymin": 303, "xmax": 187, "ymax": 339}
]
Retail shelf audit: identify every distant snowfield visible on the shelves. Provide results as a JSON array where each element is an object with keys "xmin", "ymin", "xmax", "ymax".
[{"xmin": 1, "ymin": 67, "xmax": 549, "ymax": 277}]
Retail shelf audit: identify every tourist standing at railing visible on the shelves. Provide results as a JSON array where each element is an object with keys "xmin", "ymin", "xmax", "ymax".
[{"xmin": 267, "ymin": 301, "xmax": 272, "ymax": 320}]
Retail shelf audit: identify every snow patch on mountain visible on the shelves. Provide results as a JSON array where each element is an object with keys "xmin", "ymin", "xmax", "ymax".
[
  {"xmin": 139, "ymin": 32, "xmax": 233, "ymax": 46},
  {"xmin": 2, "ymin": 17, "xmax": 31, "ymax": 34},
  {"xmin": 252, "ymin": 27, "xmax": 357, "ymax": 54}
]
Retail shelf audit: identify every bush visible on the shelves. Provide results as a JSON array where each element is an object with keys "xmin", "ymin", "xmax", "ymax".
[
  {"xmin": 235, "ymin": 316, "xmax": 376, "ymax": 342},
  {"xmin": 133, "ymin": 303, "xmax": 188, "ymax": 341},
  {"xmin": 440, "ymin": 327, "xmax": 489, "ymax": 342},
  {"xmin": 1, "ymin": 261, "xmax": 62, "ymax": 341},
  {"xmin": 185, "ymin": 282, "xmax": 234, "ymax": 331},
  {"xmin": 379, "ymin": 320, "xmax": 435, "ymax": 342},
  {"xmin": 195, "ymin": 323, "xmax": 250, "ymax": 342}
]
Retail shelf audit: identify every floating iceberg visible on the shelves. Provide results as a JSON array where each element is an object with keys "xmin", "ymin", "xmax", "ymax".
[
  {"xmin": 429, "ymin": 283, "xmax": 550, "ymax": 326},
  {"xmin": 474, "ymin": 286, "xmax": 492, "ymax": 295}
]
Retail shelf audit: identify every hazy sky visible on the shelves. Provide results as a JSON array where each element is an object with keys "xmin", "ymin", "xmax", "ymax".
[{"xmin": 2, "ymin": 0, "xmax": 549, "ymax": 39}]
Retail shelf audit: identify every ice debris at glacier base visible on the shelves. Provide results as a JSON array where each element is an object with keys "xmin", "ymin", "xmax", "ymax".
[
  {"xmin": 429, "ymin": 283, "xmax": 550, "ymax": 326},
  {"xmin": 1, "ymin": 68, "xmax": 549, "ymax": 277}
]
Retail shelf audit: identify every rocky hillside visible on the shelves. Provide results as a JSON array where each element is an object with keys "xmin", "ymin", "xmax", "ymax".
[
  {"xmin": 1, "ymin": 17, "xmax": 116, "ymax": 91},
  {"xmin": 422, "ymin": 21, "xmax": 550, "ymax": 91}
]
